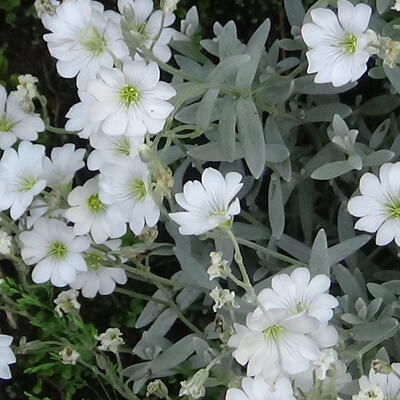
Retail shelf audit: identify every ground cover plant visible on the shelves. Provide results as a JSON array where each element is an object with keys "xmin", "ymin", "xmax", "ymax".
[{"xmin": 3, "ymin": 0, "xmax": 400, "ymax": 399}]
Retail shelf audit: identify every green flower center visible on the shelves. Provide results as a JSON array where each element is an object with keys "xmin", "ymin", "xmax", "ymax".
[
  {"xmin": 81, "ymin": 26, "xmax": 106, "ymax": 56},
  {"xmin": 85, "ymin": 252, "xmax": 103, "ymax": 270},
  {"xmin": 130, "ymin": 178, "xmax": 147, "ymax": 200},
  {"xmin": 291, "ymin": 301, "xmax": 308, "ymax": 314},
  {"xmin": 120, "ymin": 84, "xmax": 140, "ymax": 106},
  {"xmin": 387, "ymin": 202, "xmax": 400, "ymax": 219},
  {"xmin": 18, "ymin": 176, "xmax": 37, "ymax": 192},
  {"xmin": 263, "ymin": 324, "xmax": 285, "ymax": 340},
  {"xmin": 114, "ymin": 137, "xmax": 131, "ymax": 156},
  {"xmin": 0, "ymin": 116, "xmax": 13, "ymax": 132},
  {"xmin": 48, "ymin": 241, "xmax": 68, "ymax": 260},
  {"xmin": 87, "ymin": 193, "xmax": 105, "ymax": 214},
  {"xmin": 341, "ymin": 33, "xmax": 358, "ymax": 54}
]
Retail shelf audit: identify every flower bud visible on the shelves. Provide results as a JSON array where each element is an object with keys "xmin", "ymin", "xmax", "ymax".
[
  {"xmin": 179, "ymin": 369, "xmax": 209, "ymax": 399},
  {"xmin": 59, "ymin": 347, "xmax": 79, "ymax": 365},
  {"xmin": 146, "ymin": 379, "xmax": 169, "ymax": 399},
  {"xmin": 54, "ymin": 289, "xmax": 80, "ymax": 318}
]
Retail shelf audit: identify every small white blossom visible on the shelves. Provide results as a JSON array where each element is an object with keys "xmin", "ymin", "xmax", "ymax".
[
  {"xmin": 226, "ymin": 375, "xmax": 295, "ymax": 400},
  {"xmin": 301, "ymin": 0, "xmax": 372, "ymax": 87},
  {"xmin": 392, "ymin": 0, "xmax": 400, "ymax": 11},
  {"xmin": 59, "ymin": 347, "xmax": 79, "ymax": 365},
  {"xmin": 228, "ymin": 308, "xmax": 321, "ymax": 381},
  {"xmin": 210, "ymin": 287, "xmax": 236, "ymax": 312},
  {"xmin": 256, "ymin": 267, "xmax": 338, "ymax": 322},
  {"xmin": 169, "ymin": 168, "xmax": 243, "ymax": 236},
  {"xmin": 20, "ymin": 218, "xmax": 90, "ymax": 287},
  {"xmin": 54, "ymin": 288, "xmax": 81, "ymax": 317},
  {"xmin": 0, "ymin": 335, "xmax": 16, "ymax": 379},
  {"xmin": 96, "ymin": 328, "xmax": 124, "ymax": 353},
  {"xmin": 348, "ymin": 162, "xmax": 400, "ymax": 246},
  {"xmin": 87, "ymin": 59, "xmax": 176, "ymax": 137},
  {"xmin": 0, "ymin": 141, "xmax": 47, "ymax": 220},
  {"xmin": 207, "ymin": 251, "xmax": 231, "ymax": 280},
  {"xmin": 353, "ymin": 363, "xmax": 400, "ymax": 400},
  {"xmin": 43, "ymin": 143, "xmax": 85, "ymax": 189},
  {"xmin": 42, "ymin": 0, "xmax": 128, "ymax": 89},
  {"xmin": 118, "ymin": 0, "xmax": 176, "ymax": 62},
  {"xmin": 0, "ymin": 84, "xmax": 44, "ymax": 149},
  {"xmin": 99, "ymin": 157, "xmax": 160, "ymax": 235},
  {"xmin": 0, "ymin": 232, "xmax": 12, "ymax": 255},
  {"xmin": 70, "ymin": 240, "xmax": 127, "ymax": 298},
  {"xmin": 179, "ymin": 368, "xmax": 208, "ymax": 399}
]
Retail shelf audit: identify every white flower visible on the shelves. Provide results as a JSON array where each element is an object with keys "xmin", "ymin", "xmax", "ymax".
[
  {"xmin": 65, "ymin": 176, "xmax": 127, "ymax": 243},
  {"xmin": 256, "ymin": 267, "xmax": 338, "ymax": 322},
  {"xmin": 20, "ymin": 218, "xmax": 90, "ymax": 287},
  {"xmin": 54, "ymin": 288, "xmax": 81, "ymax": 317},
  {"xmin": 70, "ymin": 240, "xmax": 127, "ymax": 298},
  {"xmin": 96, "ymin": 328, "xmax": 124, "ymax": 353},
  {"xmin": 59, "ymin": 347, "xmax": 79, "ymax": 365},
  {"xmin": 0, "ymin": 85, "xmax": 44, "ymax": 149},
  {"xmin": 87, "ymin": 132, "xmax": 142, "ymax": 171},
  {"xmin": 169, "ymin": 168, "xmax": 243, "ymax": 236},
  {"xmin": 347, "ymin": 162, "xmax": 400, "ymax": 246},
  {"xmin": 118, "ymin": 0, "xmax": 176, "ymax": 62},
  {"xmin": 99, "ymin": 157, "xmax": 160, "ymax": 235},
  {"xmin": 207, "ymin": 251, "xmax": 231, "ymax": 280},
  {"xmin": 42, "ymin": 0, "xmax": 128, "ymax": 89},
  {"xmin": 226, "ymin": 375, "xmax": 295, "ymax": 400},
  {"xmin": 0, "ymin": 141, "xmax": 47, "ymax": 220},
  {"xmin": 392, "ymin": 0, "xmax": 400, "ymax": 12},
  {"xmin": 301, "ymin": 0, "xmax": 371, "ymax": 87},
  {"xmin": 353, "ymin": 363, "xmax": 400, "ymax": 400},
  {"xmin": 0, "ymin": 335, "xmax": 16, "ymax": 380},
  {"xmin": 87, "ymin": 59, "xmax": 176, "ymax": 136},
  {"xmin": 228, "ymin": 308, "xmax": 320, "ymax": 381},
  {"xmin": 0, "ymin": 232, "xmax": 12, "ymax": 255},
  {"xmin": 43, "ymin": 143, "xmax": 85, "ymax": 189},
  {"xmin": 210, "ymin": 287, "xmax": 236, "ymax": 312}
]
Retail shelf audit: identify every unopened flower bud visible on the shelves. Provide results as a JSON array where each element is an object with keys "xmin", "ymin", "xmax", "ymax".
[
  {"xmin": 34, "ymin": 0, "xmax": 59, "ymax": 18},
  {"xmin": 139, "ymin": 226, "xmax": 158, "ymax": 244},
  {"xmin": 138, "ymin": 144, "xmax": 153, "ymax": 163},
  {"xmin": 16, "ymin": 74, "xmax": 39, "ymax": 113},
  {"xmin": 154, "ymin": 167, "xmax": 174, "ymax": 198},
  {"xmin": 179, "ymin": 369, "xmax": 209, "ymax": 399},
  {"xmin": 59, "ymin": 347, "xmax": 79, "ymax": 365},
  {"xmin": 146, "ymin": 379, "xmax": 169, "ymax": 398},
  {"xmin": 210, "ymin": 287, "xmax": 237, "ymax": 312},
  {"xmin": 161, "ymin": 0, "xmax": 180, "ymax": 13},
  {"xmin": 54, "ymin": 289, "xmax": 80, "ymax": 317},
  {"xmin": 207, "ymin": 251, "xmax": 231, "ymax": 280},
  {"xmin": 96, "ymin": 328, "xmax": 124, "ymax": 353},
  {"xmin": 371, "ymin": 359, "xmax": 393, "ymax": 375},
  {"xmin": 0, "ymin": 231, "xmax": 12, "ymax": 255}
]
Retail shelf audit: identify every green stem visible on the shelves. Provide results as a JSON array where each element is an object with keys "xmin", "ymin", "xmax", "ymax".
[
  {"xmin": 115, "ymin": 287, "xmax": 170, "ymax": 306},
  {"xmin": 236, "ymin": 237, "xmax": 308, "ymax": 267}
]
